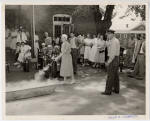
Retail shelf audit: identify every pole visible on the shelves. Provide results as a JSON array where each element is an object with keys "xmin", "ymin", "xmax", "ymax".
[
  {"xmin": 33, "ymin": 5, "xmax": 35, "ymax": 57},
  {"xmin": 18, "ymin": 5, "xmax": 21, "ymax": 27},
  {"xmin": 31, "ymin": 5, "xmax": 35, "ymax": 57}
]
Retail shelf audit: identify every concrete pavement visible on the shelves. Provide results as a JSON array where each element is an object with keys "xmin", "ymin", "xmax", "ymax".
[{"xmin": 6, "ymin": 67, "xmax": 145, "ymax": 115}]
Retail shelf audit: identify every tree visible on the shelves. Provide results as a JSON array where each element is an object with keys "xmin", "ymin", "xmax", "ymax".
[
  {"xmin": 72, "ymin": 5, "xmax": 146, "ymax": 35},
  {"xmin": 92, "ymin": 5, "xmax": 114, "ymax": 35},
  {"xmin": 127, "ymin": 5, "xmax": 145, "ymax": 21},
  {"xmin": 72, "ymin": 5, "xmax": 115, "ymax": 35}
]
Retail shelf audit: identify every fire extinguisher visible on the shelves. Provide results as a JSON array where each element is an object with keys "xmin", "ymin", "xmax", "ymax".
[
  {"xmin": 26, "ymin": 59, "xmax": 30, "ymax": 72},
  {"xmin": 23, "ymin": 59, "xmax": 30, "ymax": 72}
]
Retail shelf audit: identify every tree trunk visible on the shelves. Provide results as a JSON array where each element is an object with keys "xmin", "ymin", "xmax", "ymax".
[{"xmin": 92, "ymin": 5, "xmax": 114, "ymax": 35}]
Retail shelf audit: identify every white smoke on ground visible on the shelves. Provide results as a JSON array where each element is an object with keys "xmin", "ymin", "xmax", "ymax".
[
  {"xmin": 34, "ymin": 65, "xmax": 49, "ymax": 81},
  {"xmin": 6, "ymin": 65, "xmax": 61, "ymax": 92}
]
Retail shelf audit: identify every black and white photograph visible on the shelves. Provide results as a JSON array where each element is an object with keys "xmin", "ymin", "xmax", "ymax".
[{"xmin": 3, "ymin": 1, "xmax": 149, "ymax": 120}]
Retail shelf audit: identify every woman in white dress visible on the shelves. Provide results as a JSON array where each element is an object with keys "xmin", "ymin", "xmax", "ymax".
[
  {"xmin": 83, "ymin": 34, "xmax": 92, "ymax": 66},
  {"xmin": 55, "ymin": 34, "xmax": 75, "ymax": 84},
  {"xmin": 90, "ymin": 34, "xmax": 98, "ymax": 67},
  {"xmin": 79, "ymin": 35, "xmax": 85, "ymax": 65}
]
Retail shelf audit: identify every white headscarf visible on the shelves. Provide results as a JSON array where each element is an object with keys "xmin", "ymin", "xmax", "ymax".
[
  {"xmin": 61, "ymin": 34, "xmax": 68, "ymax": 40},
  {"xmin": 42, "ymin": 43, "xmax": 45, "ymax": 46}
]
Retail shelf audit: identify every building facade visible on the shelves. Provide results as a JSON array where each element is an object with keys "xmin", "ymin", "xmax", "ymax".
[{"xmin": 5, "ymin": 5, "xmax": 97, "ymax": 38}]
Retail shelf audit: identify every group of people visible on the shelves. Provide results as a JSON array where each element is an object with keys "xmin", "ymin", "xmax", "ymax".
[
  {"xmin": 6, "ymin": 26, "xmax": 32, "ymax": 69},
  {"xmin": 117, "ymin": 33, "xmax": 146, "ymax": 80},
  {"xmin": 36, "ymin": 32, "xmax": 107, "ymax": 83},
  {"xmin": 126, "ymin": 34, "xmax": 146, "ymax": 80},
  {"xmin": 7, "ymin": 27, "xmax": 108, "ymax": 73},
  {"xmin": 53, "ymin": 32, "xmax": 107, "ymax": 84},
  {"xmin": 38, "ymin": 32, "xmax": 107, "ymax": 73},
  {"xmin": 54, "ymin": 30, "xmax": 121, "ymax": 94},
  {"xmin": 54, "ymin": 30, "xmax": 146, "ymax": 95},
  {"xmin": 6, "ymin": 25, "xmax": 146, "ymax": 95},
  {"xmin": 5, "ymin": 26, "xmax": 61, "ymax": 69},
  {"xmin": 5, "ymin": 26, "xmax": 30, "ymax": 52},
  {"xmin": 123, "ymin": 34, "xmax": 145, "ymax": 69},
  {"xmin": 81, "ymin": 34, "xmax": 106, "ymax": 69},
  {"xmin": 68, "ymin": 33, "xmax": 107, "ymax": 74}
]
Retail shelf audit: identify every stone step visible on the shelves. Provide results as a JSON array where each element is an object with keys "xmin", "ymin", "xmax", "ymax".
[
  {"xmin": 6, "ymin": 78, "xmax": 63, "ymax": 102},
  {"xmin": 6, "ymin": 84, "xmax": 57, "ymax": 102}
]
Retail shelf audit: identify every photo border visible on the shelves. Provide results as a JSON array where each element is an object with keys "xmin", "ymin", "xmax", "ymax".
[{"xmin": 1, "ymin": 0, "xmax": 149, "ymax": 120}]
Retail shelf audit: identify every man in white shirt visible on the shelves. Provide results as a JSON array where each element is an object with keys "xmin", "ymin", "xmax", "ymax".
[
  {"xmin": 101, "ymin": 30, "xmax": 120, "ymax": 95},
  {"xmin": 128, "ymin": 34, "xmax": 145, "ymax": 80}
]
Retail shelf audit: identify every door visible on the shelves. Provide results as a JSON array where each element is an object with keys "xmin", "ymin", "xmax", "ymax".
[
  {"xmin": 55, "ymin": 25, "xmax": 61, "ymax": 37},
  {"xmin": 63, "ymin": 24, "xmax": 70, "ymax": 35}
]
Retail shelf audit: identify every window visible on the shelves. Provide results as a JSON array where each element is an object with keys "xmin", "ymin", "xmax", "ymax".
[
  {"xmin": 121, "ymin": 34, "xmax": 124, "ymax": 39},
  {"xmin": 66, "ymin": 17, "xmax": 70, "ymax": 22},
  {"xmin": 115, "ymin": 33, "xmax": 120, "ymax": 39},
  {"xmin": 127, "ymin": 34, "xmax": 130, "ymax": 39},
  {"xmin": 63, "ymin": 17, "xmax": 66, "ymax": 21},
  {"xmin": 53, "ymin": 15, "xmax": 71, "ymax": 22},
  {"xmin": 54, "ymin": 17, "xmax": 57, "ymax": 21},
  {"xmin": 53, "ymin": 14, "xmax": 72, "ymax": 37},
  {"xmin": 58, "ymin": 17, "xmax": 61, "ymax": 21}
]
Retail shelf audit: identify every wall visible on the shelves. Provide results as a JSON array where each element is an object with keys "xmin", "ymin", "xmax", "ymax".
[
  {"xmin": 34, "ymin": 5, "xmax": 97, "ymax": 37},
  {"xmin": 5, "ymin": 5, "xmax": 97, "ymax": 39},
  {"xmin": 34, "ymin": 5, "xmax": 76, "ymax": 38}
]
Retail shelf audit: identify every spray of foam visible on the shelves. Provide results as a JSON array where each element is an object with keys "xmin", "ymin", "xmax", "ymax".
[
  {"xmin": 34, "ymin": 65, "xmax": 50, "ymax": 81},
  {"xmin": 34, "ymin": 64, "xmax": 61, "ymax": 85},
  {"xmin": 6, "ymin": 65, "xmax": 61, "ymax": 92}
]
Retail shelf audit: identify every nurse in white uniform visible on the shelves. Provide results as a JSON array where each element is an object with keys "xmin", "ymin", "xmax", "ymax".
[{"xmin": 83, "ymin": 34, "xmax": 92, "ymax": 66}]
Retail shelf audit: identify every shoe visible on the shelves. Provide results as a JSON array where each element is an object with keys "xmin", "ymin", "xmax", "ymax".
[
  {"xmin": 128, "ymin": 74, "xmax": 134, "ymax": 78},
  {"xmin": 70, "ymin": 80, "xmax": 76, "ymax": 84},
  {"xmin": 136, "ymin": 76, "xmax": 144, "ymax": 80},
  {"xmin": 112, "ymin": 90, "xmax": 119, "ymax": 94},
  {"xmin": 14, "ymin": 62, "xmax": 19, "ymax": 66},
  {"xmin": 101, "ymin": 92, "xmax": 111, "ymax": 95}
]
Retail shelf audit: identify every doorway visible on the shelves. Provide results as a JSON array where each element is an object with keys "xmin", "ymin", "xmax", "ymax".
[
  {"xmin": 63, "ymin": 24, "xmax": 70, "ymax": 35},
  {"xmin": 54, "ymin": 25, "xmax": 61, "ymax": 38},
  {"xmin": 53, "ymin": 14, "xmax": 72, "ymax": 37}
]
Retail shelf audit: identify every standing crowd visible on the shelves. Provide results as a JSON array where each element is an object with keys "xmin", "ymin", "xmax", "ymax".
[
  {"xmin": 6, "ymin": 25, "xmax": 146, "ymax": 95},
  {"xmin": 125, "ymin": 34, "xmax": 146, "ymax": 80}
]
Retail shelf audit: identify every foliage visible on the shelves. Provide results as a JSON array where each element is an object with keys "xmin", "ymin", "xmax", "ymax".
[
  {"xmin": 124, "ymin": 5, "xmax": 145, "ymax": 21},
  {"xmin": 72, "ymin": 6, "xmax": 91, "ymax": 16}
]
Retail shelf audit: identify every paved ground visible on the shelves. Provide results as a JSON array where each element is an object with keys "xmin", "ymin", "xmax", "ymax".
[{"xmin": 6, "ymin": 66, "xmax": 145, "ymax": 115}]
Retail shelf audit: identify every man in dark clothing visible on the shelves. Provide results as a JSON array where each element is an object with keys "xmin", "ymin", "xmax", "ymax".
[
  {"xmin": 69, "ymin": 33, "xmax": 80, "ymax": 74},
  {"xmin": 101, "ymin": 30, "xmax": 120, "ymax": 95}
]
